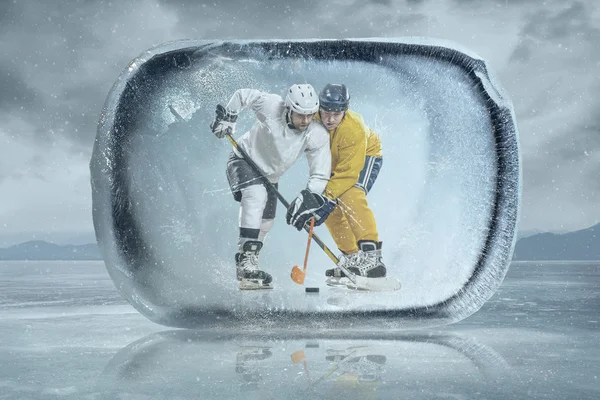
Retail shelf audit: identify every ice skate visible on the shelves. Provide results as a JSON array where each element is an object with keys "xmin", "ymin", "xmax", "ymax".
[
  {"xmin": 236, "ymin": 241, "xmax": 273, "ymax": 290},
  {"xmin": 330, "ymin": 241, "xmax": 399, "ymax": 292},
  {"xmin": 347, "ymin": 240, "xmax": 386, "ymax": 278},
  {"xmin": 235, "ymin": 347, "xmax": 272, "ymax": 390},
  {"xmin": 325, "ymin": 251, "xmax": 358, "ymax": 287},
  {"xmin": 325, "ymin": 346, "xmax": 387, "ymax": 378}
]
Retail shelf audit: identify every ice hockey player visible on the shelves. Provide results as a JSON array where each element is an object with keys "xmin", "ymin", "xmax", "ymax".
[
  {"xmin": 316, "ymin": 84, "xmax": 387, "ymax": 284},
  {"xmin": 210, "ymin": 84, "xmax": 334, "ymax": 290}
]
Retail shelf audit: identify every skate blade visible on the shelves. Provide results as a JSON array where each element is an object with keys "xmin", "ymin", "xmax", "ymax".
[
  {"xmin": 325, "ymin": 277, "xmax": 351, "ymax": 287},
  {"xmin": 239, "ymin": 278, "xmax": 274, "ymax": 290},
  {"xmin": 345, "ymin": 276, "xmax": 401, "ymax": 292}
]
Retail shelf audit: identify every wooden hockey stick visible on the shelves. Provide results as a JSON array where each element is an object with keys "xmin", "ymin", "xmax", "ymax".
[
  {"xmin": 166, "ymin": 98, "xmax": 403, "ymax": 293},
  {"xmin": 224, "ymin": 134, "xmax": 400, "ymax": 292},
  {"xmin": 165, "ymin": 103, "xmax": 335, "ymax": 262},
  {"xmin": 224, "ymin": 133, "xmax": 340, "ymax": 264},
  {"xmin": 291, "ymin": 350, "xmax": 312, "ymax": 388}
]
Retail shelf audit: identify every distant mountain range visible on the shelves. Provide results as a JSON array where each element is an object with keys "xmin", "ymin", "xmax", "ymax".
[
  {"xmin": 512, "ymin": 222, "xmax": 600, "ymax": 261},
  {"xmin": 0, "ymin": 224, "xmax": 598, "ymax": 261},
  {"xmin": 0, "ymin": 240, "xmax": 102, "ymax": 261}
]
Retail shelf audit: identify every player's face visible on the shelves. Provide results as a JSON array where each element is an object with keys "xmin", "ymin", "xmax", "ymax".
[
  {"xmin": 319, "ymin": 109, "xmax": 345, "ymax": 131},
  {"xmin": 290, "ymin": 111, "xmax": 315, "ymax": 131}
]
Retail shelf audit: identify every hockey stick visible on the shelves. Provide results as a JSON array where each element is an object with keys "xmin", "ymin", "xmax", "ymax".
[
  {"xmin": 223, "ymin": 133, "xmax": 340, "ymax": 265},
  {"xmin": 177, "ymin": 101, "xmax": 400, "ymax": 291},
  {"xmin": 169, "ymin": 105, "xmax": 398, "ymax": 291},
  {"xmin": 291, "ymin": 218, "xmax": 315, "ymax": 285},
  {"xmin": 291, "ymin": 350, "xmax": 312, "ymax": 388},
  {"xmin": 224, "ymin": 133, "xmax": 400, "ymax": 292}
]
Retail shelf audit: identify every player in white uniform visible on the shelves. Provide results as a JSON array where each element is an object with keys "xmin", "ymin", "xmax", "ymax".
[{"xmin": 210, "ymin": 84, "xmax": 336, "ymax": 289}]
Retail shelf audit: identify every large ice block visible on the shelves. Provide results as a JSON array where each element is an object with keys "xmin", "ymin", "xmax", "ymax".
[{"xmin": 90, "ymin": 38, "xmax": 521, "ymax": 329}]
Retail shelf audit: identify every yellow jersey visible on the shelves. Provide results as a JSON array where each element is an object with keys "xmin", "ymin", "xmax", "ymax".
[{"xmin": 316, "ymin": 110, "xmax": 382, "ymax": 200}]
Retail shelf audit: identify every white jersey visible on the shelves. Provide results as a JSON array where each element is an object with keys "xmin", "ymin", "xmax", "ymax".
[{"xmin": 226, "ymin": 88, "xmax": 331, "ymax": 194}]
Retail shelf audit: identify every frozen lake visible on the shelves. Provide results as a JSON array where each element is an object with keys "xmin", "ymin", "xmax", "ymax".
[{"xmin": 1, "ymin": 260, "xmax": 598, "ymax": 399}]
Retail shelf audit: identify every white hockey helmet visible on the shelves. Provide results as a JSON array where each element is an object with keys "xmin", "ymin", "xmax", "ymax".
[{"xmin": 285, "ymin": 84, "xmax": 319, "ymax": 115}]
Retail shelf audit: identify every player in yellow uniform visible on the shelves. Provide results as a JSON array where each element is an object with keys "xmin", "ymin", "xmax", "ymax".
[{"xmin": 317, "ymin": 84, "xmax": 386, "ymax": 281}]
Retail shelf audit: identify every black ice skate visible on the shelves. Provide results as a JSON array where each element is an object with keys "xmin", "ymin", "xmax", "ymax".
[
  {"xmin": 235, "ymin": 241, "xmax": 273, "ymax": 290},
  {"xmin": 325, "ymin": 251, "xmax": 358, "ymax": 287},
  {"xmin": 325, "ymin": 242, "xmax": 400, "ymax": 292},
  {"xmin": 347, "ymin": 240, "xmax": 387, "ymax": 278}
]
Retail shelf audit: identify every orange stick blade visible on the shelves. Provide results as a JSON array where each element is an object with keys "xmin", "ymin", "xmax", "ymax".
[
  {"xmin": 290, "ymin": 219, "xmax": 315, "ymax": 285},
  {"xmin": 291, "ymin": 265, "xmax": 305, "ymax": 284}
]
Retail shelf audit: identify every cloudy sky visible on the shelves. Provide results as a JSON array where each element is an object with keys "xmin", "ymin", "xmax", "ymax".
[{"xmin": 0, "ymin": 0, "xmax": 598, "ymax": 245}]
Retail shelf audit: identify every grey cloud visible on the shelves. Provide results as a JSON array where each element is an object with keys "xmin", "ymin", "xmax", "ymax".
[
  {"xmin": 507, "ymin": 2, "xmax": 600, "ymax": 147},
  {"xmin": 0, "ymin": 0, "xmax": 175, "ymax": 147},
  {"xmin": 521, "ymin": 2, "xmax": 598, "ymax": 41},
  {"xmin": 1, "ymin": 0, "xmax": 599, "ymax": 234},
  {"xmin": 370, "ymin": 0, "xmax": 393, "ymax": 5},
  {"xmin": 553, "ymin": 122, "xmax": 600, "ymax": 162},
  {"xmin": 511, "ymin": 2, "xmax": 599, "ymax": 63},
  {"xmin": 450, "ymin": 0, "xmax": 558, "ymax": 4},
  {"xmin": 157, "ymin": 0, "xmax": 420, "ymax": 39},
  {"xmin": 492, "ymin": 1, "xmax": 600, "ymax": 230},
  {"xmin": 508, "ymin": 39, "xmax": 534, "ymax": 63},
  {"xmin": 156, "ymin": 0, "xmax": 324, "ymax": 22},
  {"xmin": 552, "ymin": 117, "xmax": 600, "ymax": 196},
  {"xmin": 518, "ymin": 106, "xmax": 600, "ymax": 229},
  {"xmin": 0, "ymin": 1, "xmax": 15, "ymax": 27},
  {"xmin": 157, "ymin": 0, "xmax": 392, "ymax": 8},
  {"xmin": 520, "ymin": 131, "xmax": 600, "ymax": 229},
  {"xmin": 0, "ymin": 65, "xmax": 40, "ymax": 109},
  {"xmin": 0, "ymin": 0, "xmax": 427, "ymax": 150}
]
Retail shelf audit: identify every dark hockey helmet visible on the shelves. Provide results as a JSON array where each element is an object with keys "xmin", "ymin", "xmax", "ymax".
[{"xmin": 319, "ymin": 84, "xmax": 350, "ymax": 112}]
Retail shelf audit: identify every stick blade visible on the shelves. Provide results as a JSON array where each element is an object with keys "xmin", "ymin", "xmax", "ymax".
[
  {"xmin": 291, "ymin": 265, "xmax": 306, "ymax": 285},
  {"xmin": 291, "ymin": 350, "xmax": 305, "ymax": 364}
]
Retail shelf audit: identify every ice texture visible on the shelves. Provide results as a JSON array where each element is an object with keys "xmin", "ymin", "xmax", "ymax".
[{"xmin": 90, "ymin": 38, "xmax": 521, "ymax": 329}]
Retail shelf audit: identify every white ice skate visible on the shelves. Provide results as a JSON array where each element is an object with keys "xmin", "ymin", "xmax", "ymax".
[{"xmin": 236, "ymin": 241, "xmax": 273, "ymax": 290}]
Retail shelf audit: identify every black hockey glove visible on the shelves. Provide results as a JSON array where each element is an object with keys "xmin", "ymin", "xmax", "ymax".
[
  {"xmin": 286, "ymin": 189, "xmax": 337, "ymax": 231},
  {"xmin": 210, "ymin": 104, "xmax": 238, "ymax": 138}
]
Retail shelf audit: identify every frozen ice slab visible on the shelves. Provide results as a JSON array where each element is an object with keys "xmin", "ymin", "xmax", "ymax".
[{"xmin": 90, "ymin": 38, "xmax": 521, "ymax": 329}]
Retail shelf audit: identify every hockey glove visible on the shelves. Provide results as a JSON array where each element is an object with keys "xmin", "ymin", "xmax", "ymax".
[
  {"xmin": 286, "ymin": 189, "xmax": 337, "ymax": 231},
  {"xmin": 313, "ymin": 194, "xmax": 336, "ymax": 227},
  {"xmin": 210, "ymin": 104, "xmax": 238, "ymax": 138}
]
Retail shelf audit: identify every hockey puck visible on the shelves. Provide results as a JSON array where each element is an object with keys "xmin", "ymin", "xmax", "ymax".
[{"xmin": 305, "ymin": 287, "xmax": 319, "ymax": 293}]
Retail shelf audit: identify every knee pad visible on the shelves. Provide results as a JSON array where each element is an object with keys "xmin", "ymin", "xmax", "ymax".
[
  {"xmin": 239, "ymin": 184, "xmax": 268, "ymax": 229},
  {"xmin": 258, "ymin": 218, "xmax": 275, "ymax": 241}
]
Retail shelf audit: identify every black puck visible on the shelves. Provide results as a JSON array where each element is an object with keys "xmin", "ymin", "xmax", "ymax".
[{"xmin": 305, "ymin": 287, "xmax": 319, "ymax": 293}]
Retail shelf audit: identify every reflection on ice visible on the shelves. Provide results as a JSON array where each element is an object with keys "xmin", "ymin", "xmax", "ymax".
[
  {"xmin": 98, "ymin": 329, "xmax": 514, "ymax": 400},
  {"xmin": 91, "ymin": 38, "xmax": 521, "ymax": 329}
]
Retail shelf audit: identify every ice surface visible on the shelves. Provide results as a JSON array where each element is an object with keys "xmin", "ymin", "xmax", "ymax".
[
  {"xmin": 98, "ymin": 330, "xmax": 514, "ymax": 399},
  {"xmin": 2, "ymin": 261, "xmax": 598, "ymax": 399},
  {"xmin": 90, "ymin": 38, "xmax": 521, "ymax": 329}
]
